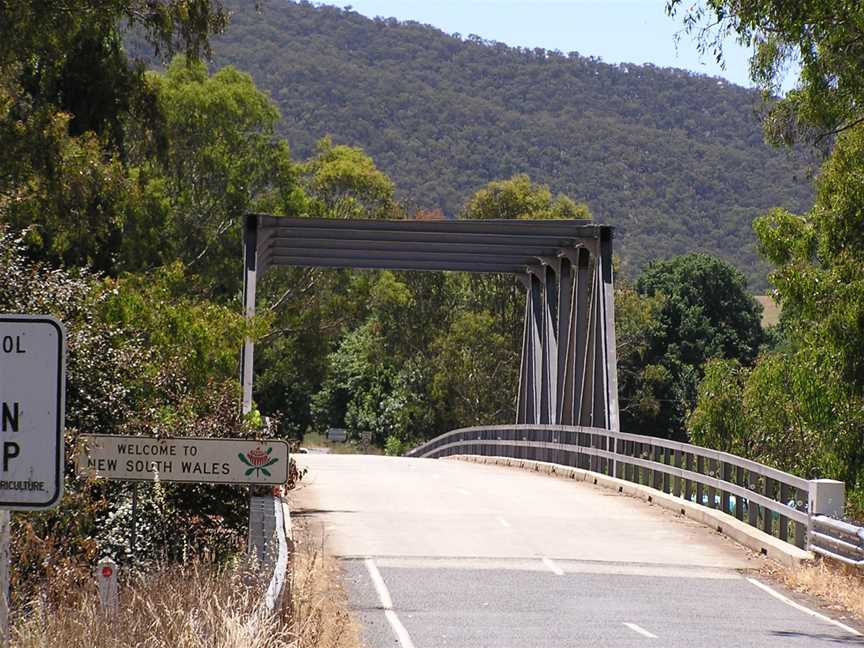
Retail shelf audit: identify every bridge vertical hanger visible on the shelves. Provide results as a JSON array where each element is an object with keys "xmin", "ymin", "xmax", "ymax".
[
  {"xmin": 539, "ymin": 257, "xmax": 560, "ymax": 424},
  {"xmin": 516, "ymin": 273, "xmax": 540, "ymax": 424}
]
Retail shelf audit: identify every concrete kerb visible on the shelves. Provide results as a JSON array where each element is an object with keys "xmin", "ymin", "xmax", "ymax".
[
  {"xmin": 275, "ymin": 494, "xmax": 295, "ymax": 611},
  {"xmin": 280, "ymin": 495, "xmax": 295, "ymax": 552},
  {"xmin": 447, "ymin": 454, "xmax": 814, "ymax": 568}
]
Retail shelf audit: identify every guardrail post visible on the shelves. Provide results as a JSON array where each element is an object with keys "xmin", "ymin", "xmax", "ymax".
[
  {"xmin": 721, "ymin": 462, "xmax": 733, "ymax": 515},
  {"xmin": 734, "ymin": 466, "xmax": 745, "ymax": 522},
  {"xmin": 762, "ymin": 477, "xmax": 775, "ymax": 536},
  {"xmin": 778, "ymin": 482, "xmax": 792, "ymax": 543},
  {"xmin": 652, "ymin": 444, "xmax": 663, "ymax": 490},
  {"xmin": 808, "ymin": 479, "xmax": 845, "ymax": 549},
  {"xmin": 683, "ymin": 451, "xmax": 692, "ymax": 502},
  {"xmin": 809, "ymin": 479, "xmax": 845, "ymax": 518},
  {"xmin": 706, "ymin": 458, "xmax": 717, "ymax": 510},
  {"xmin": 696, "ymin": 455, "xmax": 705, "ymax": 506}
]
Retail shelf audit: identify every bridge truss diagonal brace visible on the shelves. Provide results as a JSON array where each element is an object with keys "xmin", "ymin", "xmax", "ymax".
[{"xmin": 516, "ymin": 232, "xmax": 619, "ymax": 431}]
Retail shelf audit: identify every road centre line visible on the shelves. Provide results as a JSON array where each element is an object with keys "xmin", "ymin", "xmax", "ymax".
[
  {"xmin": 624, "ymin": 623, "xmax": 658, "ymax": 639},
  {"xmin": 746, "ymin": 577, "xmax": 862, "ymax": 636},
  {"xmin": 541, "ymin": 556, "xmax": 564, "ymax": 575},
  {"xmin": 365, "ymin": 558, "xmax": 417, "ymax": 648}
]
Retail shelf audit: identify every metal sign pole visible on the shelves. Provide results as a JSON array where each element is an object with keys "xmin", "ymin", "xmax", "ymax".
[
  {"xmin": 130, "ymin": 484, "xmax": 138, "ymax": 561},
  {"xmin": 0, "ymin": 509, "xmax": 9, "ymax": 647}
]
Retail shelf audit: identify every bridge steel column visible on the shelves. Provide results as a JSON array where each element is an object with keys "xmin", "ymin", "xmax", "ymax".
[
  {"xmin": 515, "ymin": 233, "xmax": 619, "ymax": 432},
  {"xmin": 240, "ymin": 214, "xmax": 260, "ymax": 415}
]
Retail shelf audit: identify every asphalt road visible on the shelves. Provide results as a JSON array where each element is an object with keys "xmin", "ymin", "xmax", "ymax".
[{"xmin": 292, "ymin": 454, "xmax": 863, "ymax": 648}]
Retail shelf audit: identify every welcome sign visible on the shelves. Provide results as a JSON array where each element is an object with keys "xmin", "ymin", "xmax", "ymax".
[{"xmin": 77, "ymin": 435, "xmax": 290, "ymax": 486}]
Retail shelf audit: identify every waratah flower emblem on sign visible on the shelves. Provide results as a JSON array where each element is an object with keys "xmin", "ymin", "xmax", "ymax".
[{"xmin": 238, "ymin": 446, "xmax": 279, "ymax": 477}]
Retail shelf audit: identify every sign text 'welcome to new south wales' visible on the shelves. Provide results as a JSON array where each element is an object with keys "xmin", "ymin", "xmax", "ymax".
[{"xmin": 77, "ymin": 435, "xmax": 289, "ymax": 486}]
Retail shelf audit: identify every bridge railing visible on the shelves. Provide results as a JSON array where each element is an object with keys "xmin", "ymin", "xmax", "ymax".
[
  {"xmin": 406, "ymin": 424, "xmax": 846, "ymax": 553},
  {"xmin": 810, "ymin": 516, "xmax": 864, "ymax": 566},
  {"xmin": 248, "ymin": 494, "xmax": 291, "ymax": 613}
]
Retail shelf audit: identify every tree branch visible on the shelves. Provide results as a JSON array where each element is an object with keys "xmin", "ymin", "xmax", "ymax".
[{"xmin": 815, "ymin": 114, "xmax": 864, "ymax": 143}]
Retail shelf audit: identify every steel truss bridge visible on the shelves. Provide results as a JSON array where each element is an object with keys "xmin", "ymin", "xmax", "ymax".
[
  {"xmin": 241, "ymin": 214, "xmax": 617, "ymax": 429},
  {"xmin": 240, "ymin": 214, "xmax": 858, "ymax": 562}
]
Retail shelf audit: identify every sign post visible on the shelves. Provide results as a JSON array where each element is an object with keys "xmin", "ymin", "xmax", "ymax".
[
  {"xmin": 0, "ymin": 512, "xmax": 8, "ymax": 646},
  {"xmin": 0, "ymin": 315, "xmax": 67, "ymax": 645}
]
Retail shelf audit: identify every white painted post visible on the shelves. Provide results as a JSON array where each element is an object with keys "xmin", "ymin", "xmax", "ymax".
[
  {"xmin": 0, "ymin": 510, "xmax": 9, "ymax": 648},
  {"xmin": 95, "ymin": 558, "xmax": 119, "ymax": 614},
  {"xmin": 808, "ymin": 479, "xmax": 846, "ymax": 550},
  {"xmin": 809, "ymin": 479, "xmax": 845, "ymax": 518}
]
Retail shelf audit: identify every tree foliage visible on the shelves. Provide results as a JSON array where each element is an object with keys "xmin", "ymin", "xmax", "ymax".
[
  {"xmin": 461, "ymin": 174, "xmax": 591, "ymax": 221},
  {"xmin": 689, "ymin": 122, "xmax": 864, "ymax": 513},
  {"xmin": 302, "ymin": 137, "xmax": 400, "ymax": 220},
  {"xmin": 667, "ymin": 0, "xmax": 864, "ymax": 147},
  {"xmin": 631, "ymin": 254, "xmax": 765, "ymax": 438},
  {"xmin": 123, "ymin": 58, "xmax": 300, "ymax": 292},
  {"xmin": 0, "ymin": 0, "xmax": 230, "ymax": 270}
]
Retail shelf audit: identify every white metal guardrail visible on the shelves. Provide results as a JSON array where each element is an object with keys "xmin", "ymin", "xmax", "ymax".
[
  {"xmin": 406, "ymin": 424, "xmax": 849, "ymax": 555},
  {"xmin": 248, "ymin": 495, "xmax": 290, "ymax": 612},
  {"xmin": 810, "ymin": 516, "xmax": 864, "ymax": 566}
]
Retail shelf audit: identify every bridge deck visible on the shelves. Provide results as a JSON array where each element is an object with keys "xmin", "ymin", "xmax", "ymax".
[{"xmin": 292, "ymin": 454, "xmax": 860, "ymax": 647}]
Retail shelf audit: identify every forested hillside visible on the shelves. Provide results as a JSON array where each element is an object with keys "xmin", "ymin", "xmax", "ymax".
[{"xmin": 196, "ymin": 0, "xmax": 814, "ymax": 287}]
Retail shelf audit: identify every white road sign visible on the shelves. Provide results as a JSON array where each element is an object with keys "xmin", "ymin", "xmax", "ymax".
[
  {"xmin": 0, "ymin": 315, "xmax": 66, "ymax": 509},
  {"xmin": 77, "ymin": 435, "xmax": 290, "ymax": 486}
]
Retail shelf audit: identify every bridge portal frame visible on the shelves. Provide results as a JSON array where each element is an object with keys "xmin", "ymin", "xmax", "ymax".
[{"xmin": 241, "ymin": 214, "xmax": 619, "ymax": 430}]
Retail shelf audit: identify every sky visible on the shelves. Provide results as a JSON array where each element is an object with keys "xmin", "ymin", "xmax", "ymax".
[{"xmin": 327, "ymin": 0, "xmax": 794, "ymax": 90}]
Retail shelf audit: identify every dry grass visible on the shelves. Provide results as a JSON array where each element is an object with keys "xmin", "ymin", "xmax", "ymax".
[
  {"xmin": 765, "ymin": 558, "xmax": 864, "ymax": 621},
  {"xmin": 287, "ymin": 535, "xmax": 363, "ymax": 648},
  {"xmin": 755, "ymin": 295, "xmax": 781, "ymax": 328},
  {"xmin": 12, "ymin": 529, "xmax": 363, "ymax": 648}
]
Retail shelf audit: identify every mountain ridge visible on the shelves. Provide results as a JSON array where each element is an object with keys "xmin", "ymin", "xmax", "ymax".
[{"xmin": 185, "ymin": 0, "xmax": 815, "ymax": 287}]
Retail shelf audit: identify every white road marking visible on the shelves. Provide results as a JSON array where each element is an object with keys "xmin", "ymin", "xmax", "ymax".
[
  {"xmin": 365, "ymin": 558, "xmax": 417, "ymax": 648},
  {"xmin": 456, "ymin": 488, "xmax": 472, "ymax": 496},
  {"xmin": 624, "ymin": 622, "xmax": 658, "ymax": 639},
  {"xmin": 372, "ymin": 557, "xmax": 739, "ymax": 579},
  {"xmin": 497, "ymin": 516, "xmax": 511, "ymax": 528},
  {"xmin": 746, "ymin": 577, "xmax": 862, "ymax": 636},
  {"xmin": 541, "ymin": 557, "xmax": 564, "ymax": 576}
]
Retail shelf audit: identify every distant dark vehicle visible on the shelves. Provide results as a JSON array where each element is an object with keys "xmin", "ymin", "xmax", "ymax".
[{"xmin": 325, "ymin": 428, "xmax": 348, "ymax": 443}]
